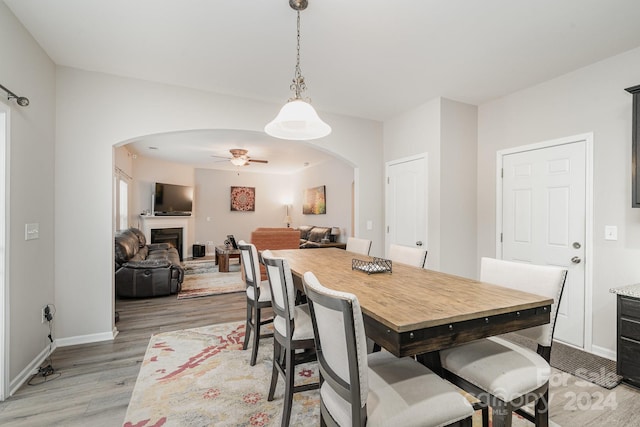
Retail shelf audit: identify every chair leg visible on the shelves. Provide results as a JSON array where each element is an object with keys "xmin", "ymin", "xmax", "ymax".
[
  {"xmin": 281, "ymin": 347, "xmax": 295, "ymax": 427},
  {"xmin": 250, "ymin": 307, "xmax": 261, "ymax": 366},
  {"xmin": 491, "ymin": 404, "xmax": 513, "ymax": 427},
  {"xmin": 242, "ymin": 302, "xmax": 252, "ymax": 350},
  {"xmin": 535, "ymin": 391, "xmax": 550, "ymax": 427},
  {"xmin": 268, "ymin": 339, "xmax": 281, "ymax": 401},
  {"xmin": 481, "ymin": 405, "xmax": 489, "ymax": 427}
]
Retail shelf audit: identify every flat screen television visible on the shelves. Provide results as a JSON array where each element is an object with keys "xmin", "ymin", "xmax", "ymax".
[{"xmin": 153, "ymin": 182, "xmax": 193, "ymax": 216}]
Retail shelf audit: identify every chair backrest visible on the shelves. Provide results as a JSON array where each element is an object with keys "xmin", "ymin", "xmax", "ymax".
[
  {"xmin": 238, "ymin": 240, "xmax": 262, "ymax": 292},
  {"xmin": 388, "ymin": 243, "xmax": 427, "ymax": 268},
  {"xmin": 303, "ymin": 271, "xmax": 368, "ymax": 424},
  {"xmin": 346, "ymin": 237, "xmax": 372, "ymax": 256},
  {"xmin": 480, "ymin": 257, "xmax": 567, "ymax": 347},
  {"xmin": 262, "ymin": 250, "xmax": 296, "ymax": 337}
]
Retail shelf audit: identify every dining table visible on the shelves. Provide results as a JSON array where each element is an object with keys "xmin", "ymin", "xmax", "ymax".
[{"xmin": 269, "ymin": 248, "xmax": 554, "ymax": 363}]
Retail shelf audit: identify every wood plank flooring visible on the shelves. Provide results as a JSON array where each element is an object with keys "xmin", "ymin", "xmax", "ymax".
[
  {"xmin": 0, "ymin": 291, "xmax": 247, "ymax": 426},
  {"xmin": 1, "ymin": 290, "xmax": 639, "ymax": 426}
]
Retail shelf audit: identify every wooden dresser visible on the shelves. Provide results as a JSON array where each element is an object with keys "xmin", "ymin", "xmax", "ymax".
[{"xmin": 611, "ymin": 283, "xmax": 640, "ymax": 388}]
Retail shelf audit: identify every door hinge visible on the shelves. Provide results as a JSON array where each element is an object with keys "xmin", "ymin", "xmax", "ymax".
[
  {"xmin": 500, "ymin": 233, "xmax": 503, "ymax": 243},
  {"xmin": 387, "ymin": 176, "xmax": 390, "ymax": 184},
  {"xmin": 387, "ymin": 225, "xmax": 389, "ymax": 233},
  {"xmin": 501, "ymin": 168, "xmax": 504, "ymax": 178}
]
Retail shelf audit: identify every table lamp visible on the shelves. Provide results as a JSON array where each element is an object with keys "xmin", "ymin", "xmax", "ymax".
[{"xmin": 330, "ymin": 227, "xmax": 341, "ymax": 242}]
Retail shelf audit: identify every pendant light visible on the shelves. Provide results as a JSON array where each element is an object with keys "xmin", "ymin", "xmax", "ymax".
[{"xmin": 265, "ymin": 0, "xmax": 331, "ymax": 141}]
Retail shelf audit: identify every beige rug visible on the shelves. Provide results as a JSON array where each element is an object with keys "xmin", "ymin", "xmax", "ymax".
[
  {"xmin": 177, "ymin": 266, "xmax": 244, "ymax": 299},
  {"xmin": 124, "ymin": 322, "xmax": 561, "ymax": 427}
]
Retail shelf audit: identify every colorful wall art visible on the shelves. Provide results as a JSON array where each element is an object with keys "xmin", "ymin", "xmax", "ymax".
[
  {"xmin": 303, "ymin": 185, "xmax": 326, "ymax": 215},
  {"xmin": 230, "ymin": 186, "xmax": 255, "ymax": 211}
]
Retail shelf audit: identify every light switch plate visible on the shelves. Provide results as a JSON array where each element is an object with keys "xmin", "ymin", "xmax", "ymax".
[
  {"xmin": 604, "ymin": 225, "xmax": 618, "ymax": 241},
  {"xmin": 25, "ymin": 223, "xmax": 39, "ymax": 240},
  {"xmin": 366, "ymin": 220, "xmax": 373, "ymax": 230}
]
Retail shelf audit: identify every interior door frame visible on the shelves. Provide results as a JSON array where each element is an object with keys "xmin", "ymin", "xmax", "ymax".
[{"xmin": 495, "ymin": 132, "xmax": 594, "ymax": 352}]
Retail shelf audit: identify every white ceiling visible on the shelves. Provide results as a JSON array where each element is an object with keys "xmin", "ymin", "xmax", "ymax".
[{"xmin": 6, "ymin": 0, "xmax": 640, "ymax": 172}]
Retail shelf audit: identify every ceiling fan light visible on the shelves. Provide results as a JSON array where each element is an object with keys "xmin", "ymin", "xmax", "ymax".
[
  {"xmin": 230, "ymin": 156, "xmax": 247, "ymax": 166},
  {"xmin": 265, "ymin": 99, "xmax": 332, "ymax": 141}
]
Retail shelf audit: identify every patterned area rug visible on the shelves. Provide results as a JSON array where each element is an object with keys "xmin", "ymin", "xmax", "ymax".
[
  {"xmin": 124, "ymin": 322, "xmax": 561, "ymax": 427},
  {"xmin": 177, "ymin": 267, "xmax": 244, "ymax": 299},
  {"xmin": 123, "ymin": 322, "xmax": 318, "ymax": 426}
]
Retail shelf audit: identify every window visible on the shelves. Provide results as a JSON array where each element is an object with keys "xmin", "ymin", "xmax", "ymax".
[{"xmin": 114, "ymin": 167, "xmax": 131, "ymax": 231}]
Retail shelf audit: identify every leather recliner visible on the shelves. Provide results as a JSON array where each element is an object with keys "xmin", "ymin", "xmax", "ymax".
[{"xmin": 115, "ymin": 227, "xmax": 184, "ymax": 297}]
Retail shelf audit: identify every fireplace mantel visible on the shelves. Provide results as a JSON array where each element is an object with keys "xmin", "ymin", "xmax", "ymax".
[{"xmin": 139, "ymin": 215, "xmax": 189, "ymax": 259}]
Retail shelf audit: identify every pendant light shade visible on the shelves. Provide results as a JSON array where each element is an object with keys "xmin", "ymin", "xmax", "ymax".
[
  {"xmin": 265, "ymin": 0, "xmax": 331, "ymax": 141},
  {"xmin": 265, "ymin": 99, "xmax": 331, "ymax": 140}
]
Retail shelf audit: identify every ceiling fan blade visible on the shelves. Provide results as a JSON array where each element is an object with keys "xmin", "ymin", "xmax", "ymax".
[{"xmin": 248, "ymin": 159, "xmax": 269, "ymax": 164}]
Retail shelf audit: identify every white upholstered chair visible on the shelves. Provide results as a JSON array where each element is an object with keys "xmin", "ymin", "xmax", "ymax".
[
  {"xmin": 262, "ymin": 250, "xmax": 318, "ymax": 427},
  {"xmin": 439, "ymin": 257, "xmax": 567, "ymax": 427},
  {"xmin": 346, "ymin": 237, "xmax": 372, "ymax": 256},
  {"xmin": 388, "ymin": 243, "xmax": 427, "ymax": 268},
  {"xmin": 238, "ymin": 240, "xmax": 273, "ymax": 366},
  {"xmin": 303, "ymin": 271, "xmax": 474, "ymax": 427}
]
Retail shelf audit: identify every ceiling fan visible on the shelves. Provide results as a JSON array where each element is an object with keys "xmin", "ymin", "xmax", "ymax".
[{"xmin": 212, "ymin": 149, "xmax": 269, "ymax": 166}]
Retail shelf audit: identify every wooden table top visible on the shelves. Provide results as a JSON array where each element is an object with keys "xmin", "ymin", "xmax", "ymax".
[{"xmin": 270, "ymin": 248, "xmax": 553, "ymax": 334}]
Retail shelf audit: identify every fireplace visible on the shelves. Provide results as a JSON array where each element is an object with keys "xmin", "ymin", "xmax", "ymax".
[
  {"xmin": 151, "ymin": 228, "xmax": 184, "ymax": 260},
  {"xmin": 139, "ymin": 216, "xmax": 190, "ymax": 260}
]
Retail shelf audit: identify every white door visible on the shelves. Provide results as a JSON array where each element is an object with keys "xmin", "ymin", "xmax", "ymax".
[
  {"xmin": 500, "ymin": 139, "xmax": 587, "ymax": 348},
  {"xmin": 386, "ymin": 154, "xmax": 427, "ymax": 262}
]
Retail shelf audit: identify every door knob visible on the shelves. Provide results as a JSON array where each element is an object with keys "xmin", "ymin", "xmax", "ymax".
[
  {"xmin": 571, "ymin": 256, "xmax": 581, "ymax": 264},
  {"xmin": 416, "ymin": 241, "xmax": 423, "ymax": 246}
]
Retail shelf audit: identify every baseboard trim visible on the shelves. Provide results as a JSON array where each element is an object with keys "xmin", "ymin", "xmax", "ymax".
[
  {"xmin": 591, "ymin": 344, "xmax": 616, "ymax": 361},
  {"xmin": 56, "ymin": 330, "xmax": 117, "ymax": 347},
  {"xmin": 9, "ymin": 342, "xmax": 57, "ymax": 396}
]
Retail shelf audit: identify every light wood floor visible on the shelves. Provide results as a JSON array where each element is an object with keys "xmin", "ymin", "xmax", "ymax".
[{"xmin": 1, "ymin": 291, "xmax": 639, "ymax": 426}]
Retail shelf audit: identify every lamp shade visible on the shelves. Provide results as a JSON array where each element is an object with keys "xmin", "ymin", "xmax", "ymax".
[
  {"xmin": 331, "ymin": 227, "xmax": 341, "ymax": 236},
  {"xmin": 283, "ymin": 215, "xmax": 292, "ymax": 226},
  {"xmin": 265, "ymin": 99, "xmax": 331, "ymax": 141}
]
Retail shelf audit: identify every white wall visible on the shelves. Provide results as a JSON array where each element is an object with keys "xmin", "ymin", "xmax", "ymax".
[
  {"xmin": 440, "ymin": 99, "xmax": 478, "ymax": 278},
  {"xmin": 384, "ymin": 99, "xmax": 442, "ymax": 268},
  {"xmin": 194, "ymin": 168, "xmax": 295, "ymax": 248},
  {"xmin": 0, "ymin": 3, "xmax": 56, "ymax": 387},
  {"xmin": 383, "ymin": 98, "xmax": 478, "ymax": 277},
  {"xmin": 293, "ymin": 158, "xmax": 354, "ymax": 243},
  {"xmin": 54, "ymin": 67, "xmax": 382, "ymax": 344},
  {"xmin": 477, "ymin": 46, "xmax": 640, "ymax": 355}
]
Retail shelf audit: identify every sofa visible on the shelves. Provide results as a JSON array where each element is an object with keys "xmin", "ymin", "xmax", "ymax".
[
  {"xmin": 115, "ymin": 227, "xmax": 184, "ymax": 298},
  {"xmin": 297, "ymin": 225, "xmax": 345, "ymax": 249},
  {"xmin": 250, "ymin": 227, "xmax": 301, "ymax": 280}
]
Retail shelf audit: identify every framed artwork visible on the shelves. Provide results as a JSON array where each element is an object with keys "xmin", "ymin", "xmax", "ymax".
[
  {"xmin": 230, "ymin": 186, "xmax": 255, "ymax": 211},
  {"xmin": 303, "ymin": 185, "xmax": 326, "ymax": 215}
]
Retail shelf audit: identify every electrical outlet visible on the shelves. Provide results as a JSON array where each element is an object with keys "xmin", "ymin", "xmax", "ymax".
[{"xmin": 42, "ymin": 305, "xmax": 52, "ymax": 323}]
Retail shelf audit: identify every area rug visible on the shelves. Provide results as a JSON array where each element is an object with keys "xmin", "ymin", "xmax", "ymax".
[
  {"xmin": 124, "ymin": 322, "xmax": 561, "ymax": 427},
  {"xmin": 177, "ymin": 267, "xmax": 244, "ymax": 299},
  {"xmin": 182, "ymin": 257, "xmax": 219, "ymax": 275}
]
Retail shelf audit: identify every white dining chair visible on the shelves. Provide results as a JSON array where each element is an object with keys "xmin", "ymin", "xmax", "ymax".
[
  {"xmin": 388, "ymin": 243, "xmax": 427, "ymax": 268},
  {"xmin": 262, "ymin": 250, "xmax": 318, "ymax": 427},
  {"xmin": 238, "ymin": 240, "xmax": 273, "ymax": 366},
  {"xmin": 303, "ymin": 271, "xmax": 474, "ymax": 427},
  {"xmin": 346, "ymin": 237, "xmax": 372, "ymax": 256},
  {"xmin": 439, "ymin": 257, "xmax": 567, "ymax": 427}
]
